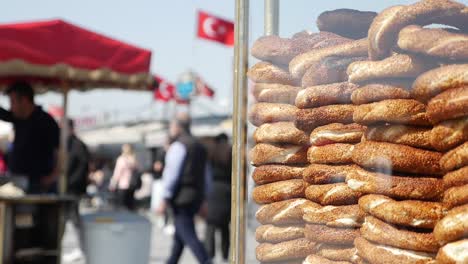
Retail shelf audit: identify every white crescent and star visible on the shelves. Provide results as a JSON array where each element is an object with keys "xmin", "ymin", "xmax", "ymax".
[{"xmin": 202, "ymin": 17, "xmax": 226, "ymax": 38}]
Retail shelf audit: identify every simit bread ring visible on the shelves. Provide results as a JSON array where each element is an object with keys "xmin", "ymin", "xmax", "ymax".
[
  {"xmin": 295, "ymin": 105, "xmax": 356, "ymax": 131},
  {"xmin": 250, "ymin": 143, "xmax": 308, "ymax": 166},
  {"xmin": 305, "ymin": 183, "xmax": 362, "ymax": 206},
  {"xmin": 443, "ymin": 166, "xmax": 468, "ymax": 189},
  {"xmin": 347, "ymin": 54, "xmax": 436, "ymax": 84},
  {"xmin": 252, "ymin": 179, "xmax": 306, "ymax": 204},
  {"xmin": 305, "ymin": 224, "xmax": 360, "ymax": 245},
  {"xmin": 353, "ymin": 99, "xmax": 431, "ymax": 126},
  {"xmin": 303, "ymin": 164, "xmax": 360, "ymax": 185},
  {"xmin": 351, "ymin": 81, "xmax": 411, "ymax": 105},
  {"xmin": 316, "ymin": 9, "xmax": 377, "ymax": 39},
  {"xmin": 251, "ymin": 31, "xmax": 351, "ymax": 66},
  {"xmin": 352, "ymin": 141, "xmax": 443, "ymax": 175},
  {"xmin": 249, "ymin": 103, "xmax": 297, "ymax": 127},
  {"xmin": 354, "ymin": 237, "xmax": 436, "ymax": 264},
  {"xmin": 398, "ymin": 25, "xmax": 468, "ymax": 61},
  {"xmin": 412, "ymin": 64, "xmax": 468, "ymax": 103},
  {"xmin": 443, "ymin": 184, "xmax": 468, "ymax": 209},
  {"xmin": 247, "ymin": 62, "xmax": 298, "ymax": 86},
  {"xmin": 365, "ymin": 125, "xmax": 434, "ymax": 150},
  {"xmin": 434, "ymin": 204, "xmax": 468, "ymax": 245},
  {"xmin": 346, "ymin": 168, "xmax": 444, "ymax": 201},
  {"xmin": 303, "ymin": 204, "xmax": 365, "ymax": 228},
  {"xmin": 430, "ymin": 117, "xmax": 468, "ymax": 152},
  {"xmin": 309, "ymin": 123, "xmax": 365, "ymax": 146},
  {"xmin": 256, "ymin": 238, "xmax": 317, "ymax": 263},
  {"xmin": 252, "ymin": 165, "xmax": 304, "ymax": 185},
  {"xmin": 295, "ymin": 82, "xmax": 359, "ymax": 109},
  {"xmin": 303, "ymin": 254, "xmax": 352, "ymax": 264},
  {"xmin": 289, "ymin": 38, "xmax": 368, "ymax": 80},
  {"xmin": 254, "ymin": 122, "xmax": 309, "ymax": 145},
  {"xmin": 427, "ymin": 87, "xmax": 468, "ymax": 124},
  {"xmin": 358, "ymin": 194, "xmax": 447, "ymax": 229},
  {"xmin": 367, "ymin": 0, "xmax": 468, "ymax": 60},
  {"xmin": 308, "ymin": 144, "xmax": 354, "ymax": 165},
  {"xmin": 252, "ymin": 83, "xmax": 301, "ymax": 105},
  {"xmin": 256, "ymin": 198, "xmax": 320, "ymax": 225},
  {"xmin": 440, "ymin": 142, "xmax": 468, "ymax": 172},
  {"xmin": 436, "ymin": 239, "xmax": 468, "ymax": 264},
  {"xmin": 255, "ymin": 224, "xmax": 305, "ymax": 243},
  {"xmin": 361, "ymin": 216, "xmax": 439, "ymax": 253},
  {"xmin": 301, "ymin": 56, "xmax": 367, "ymax": 87},
  {"xmin": 315, "ymin": 244, "xmax": 358, "ymax": 263}
]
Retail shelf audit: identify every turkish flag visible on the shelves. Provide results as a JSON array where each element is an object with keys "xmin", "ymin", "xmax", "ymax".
[
  {"xmin": 195, "ymin": 77, "xmax": 215, "ymax": 98},
  {"xmin": 197, "ymin": 11, "xmax": 234, "ymax": 46},
  {"xmin": 153, "ymin": 75, "xmax": 175, "ymax": 102}
]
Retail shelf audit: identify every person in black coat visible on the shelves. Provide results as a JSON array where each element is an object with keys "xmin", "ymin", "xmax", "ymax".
[{"xmin": 205, "ymin": 133, "xmax": 232, "ymax": 261}]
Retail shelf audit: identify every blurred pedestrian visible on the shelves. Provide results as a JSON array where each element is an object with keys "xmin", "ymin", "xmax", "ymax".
[
  {"xmin": 204, "ymin": 133, "xmax": 231, "ymax": 261},
  {"xmin": 109, "ymin": 144, "xmax": 140, "ymax": 211},
  {"xmin": 157, "ymin": 113, "xmax": 212, "ymax": 264}
]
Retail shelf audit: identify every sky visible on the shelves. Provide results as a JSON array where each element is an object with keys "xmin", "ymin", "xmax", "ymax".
[{"xmin": 1, "ymin": 0, "xmax": 464, "ymax": 125}]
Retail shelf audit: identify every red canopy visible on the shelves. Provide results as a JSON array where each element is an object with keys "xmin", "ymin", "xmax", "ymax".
[{"xmin": 0, "ymin": 19, "xmax": 152, "ymax": 90}]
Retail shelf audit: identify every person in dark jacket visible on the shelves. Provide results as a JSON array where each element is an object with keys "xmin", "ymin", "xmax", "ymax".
[
  {"xmin": 204, "ymin": 133, "xmax": 231, "ymax": 260},
  {"xmin": 157, "ymin": 113, "xmax": 212, "ymax": 264}
]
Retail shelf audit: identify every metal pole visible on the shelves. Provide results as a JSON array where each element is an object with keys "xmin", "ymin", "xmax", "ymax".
[
  {"xmin": 231, "ymin": 0, "xmax": 249, "ymax": 263},
  {"xmin": 264, "ymin": 0, "xmax": 279, "ymax": 35},
  {"xmin": 59, "ymin": 88, "xmax": 69, "ymax": 195}
]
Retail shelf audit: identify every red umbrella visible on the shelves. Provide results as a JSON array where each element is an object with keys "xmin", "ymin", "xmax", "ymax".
[{"xmin": 0, "ymin": 19, "xmax": 152, "ymax": 89}]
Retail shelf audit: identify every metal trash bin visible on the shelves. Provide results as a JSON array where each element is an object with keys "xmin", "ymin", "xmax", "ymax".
[{"xmin": 81, "ymin": 212, "xmax": 152, "ymax": 264}]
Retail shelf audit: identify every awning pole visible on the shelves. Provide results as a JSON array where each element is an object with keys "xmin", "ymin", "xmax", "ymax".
[
  {"xmin": 59, "ymin": 86, "xmax": 69, "ymax": 195},
  {"xmin": 264, "ymin": 0, "xmax": 279, "ymax": 35}
]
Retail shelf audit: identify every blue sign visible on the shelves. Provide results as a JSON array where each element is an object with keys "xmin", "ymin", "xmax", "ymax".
[{"xmin": 176, "ymin": 81, "xmax": 194, "ymax": 100}]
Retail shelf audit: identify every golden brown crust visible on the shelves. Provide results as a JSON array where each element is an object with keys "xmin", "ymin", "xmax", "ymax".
[
  {"xmin": 316, "ymin": 9, "xmax": 377, "ymax": 39},
  {"xmin": 256, "ymin": 198, "xmax": 321, "ymax": 225},
  {"xmin": 295, "ymin": 105, "xmax": 356, "ymax": 131},
  {"xmin": 353, "ymin": 99, "xmax": 431, "ymax": 126},
  {"xmin": 303, "ymin": 204, "xmax": 365, "ymax": 228},
  {"xmin": 443, "ymin": 166, "xmax": 468, "ymax": 188},
  {"xmin": 252, "ymin": 83, "xmax": 301, "ymax": 105},
  {"xmin": 303, "ymin": 254, "xmax": 352, "ymax": 264},
  {"xmin": 308, "ymin": 144, "xmax": 355, "ymax": 165},
  {"xmin": 430, "ymin": 117, "xmax": 468, "ymax": 152},
  {"xmin": 255, "ymin": 224, "xmax": 305, "ymax": 243},
  {"xmin": 347, "ymin": 54, "xmax": 436, "ymax": 84},
  {"xmin": 295, "ymin": 82, "xmax": 359, "ymax": 109},
  {"xmin": 361, "ymin": 216, "xmax": 439, "ymax": 253},
  {"xmin": 254, "ymin": 122, "xmax": 309, "ymax": 145},
  {"xmin": 351, "ymin": 82, "xmax": 411, "ymax": 105},
  {"xmin": 253, "ymin": 165, "xmax": 305, "ymax": 185},
  {"xmin": 305, "ymin": 224, "xmax": 360, "ymax": 245},
  {"xmin": 250, "ymin": 143, "xmax": 308, "ymax": 166},
  {"xmin": 436, "ymin": 239, "xmax": 468, "ymax": 264},
  {"xmin": 358, "ymin": 194, "xmax": 447, "ymax": 229},
  {"xmin": 301, "ymin": 56, "xmax": 367, "ymax": 87},
  {"xmin": 247, "ymin": 62, "xmax": 298, "ymax": 86},
  {"xmin": 440, "ymin": 142, "xmax": 468, "ymax": 172},
  {"xmin": 303, "ymin": 164, "xmax": 360, "ymax": 185},
  {"xmin": 256, "ymin": 238, "xmax": 317, "ymax": 262},
  {"xmin": 315, "ymin": 244, "xmax": 358, "ymax": 263},
  {"xmin": 354, "ymin": 237, "xmax": 436, "ymax": 264},
  {"xmin": 253, "ymin": 179, "xmax": 306, "ymax": 204},
  {"xmin": 443, "ymin": 184, "xmax": 468, "ymax": 209},
  {"xmin": 346, "ymin": 168, "xmax": 444, "ymax": 201},
  {"xmin": 434, "ymin": 204, "xmax": 468, "ymax": 245},
  {"xmin": 427, "ymin": 87, "xmax": 468, "ymax": 124},
  {"xmin": 305, "ymin": 183, "xmax": 362, "ymax": 206},
  {"xmin": 352, "ymin": 141, "xmax": 444, "ymax": 175},
  {"xmin": 251, "ymin": 32, "xmax": 351, "ymax": 66},
  {"xmin": 398, "ymin": 25, "xmax": 468, "ymax": 61},
  {"xmin": 290, "ymin": 39, "xmax": 368, "ymax": 80},
  {"xmin": 412, "ymin": 64, "xmax": 468, "ymax": 103},
  {"xmin": 367, "ymin": 0, "xmax": 468, "ymax": 60},
  {"xmin": 310, "ymin": 123, "xmax": 365, "ymax": 146},
  {"xmin": 249, "ymin": 103, "xmax": 298, "ymax": 127},
  {"xmin": 365, "ymin": 125, "xmax": 434, "ymax": 150}
]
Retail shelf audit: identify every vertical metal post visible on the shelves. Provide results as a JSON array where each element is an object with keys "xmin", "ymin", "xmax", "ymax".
[
  {"xmin": 231, "ymin": 0, "xmax": 249, "ymax": 263},
  {"xmin": 264, "ymin": 0, "xmax": 279, "ymax": 36},
  {"xmin": 59, "ymin": 88, "xmax": 69, "ymax": 195}
]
